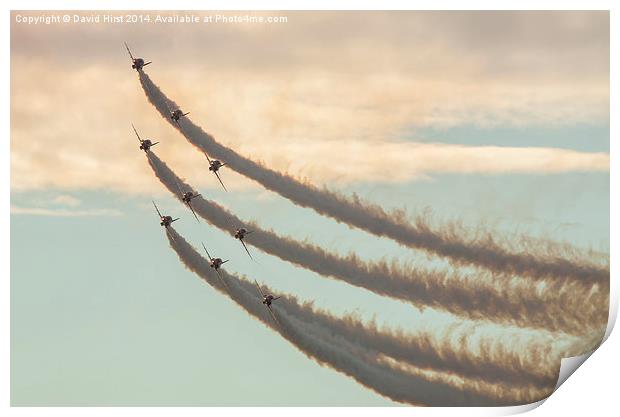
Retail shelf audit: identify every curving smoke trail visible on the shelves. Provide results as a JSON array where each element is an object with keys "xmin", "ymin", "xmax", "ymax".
[
  {"xmin": 165, "ymin": 226, "xmax": 565, "ymax": 404},
  {"xmin": 146, "ymin": 151, "xmax": 607, "ymax": 335},
  {"xmin": 138, "ymin": 71, "xmax": 609, "ymax": 286}
]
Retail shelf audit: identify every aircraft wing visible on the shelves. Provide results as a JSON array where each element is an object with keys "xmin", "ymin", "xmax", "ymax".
[
  {"xmin": 215, "ymin": 268, "xmax": 230, "ymax": 292},
  {"xmin": 214, "ymin": 171, "xmax": 228, "ymax": 192},
  {"xmin": 201, "ymin": 242, "xmax": 213, "ymax": 261},
  {"xmin": 266, "ymin": 305, "xmax": 281, "ymax": 329},
  {"xmin": 203, "ymin": 151, "xmax": 212, "ymax": 164},
  {"xmin": 273, "ymin": 296, "xmax": 281, "ymax": 300},
  {"xmin": 254, "ymin": 280, "xmax": 266, "ymax": 298},
  {"xmin": 124, "ymin": 42, "xmax": 134, "ymax": 61},
  {"xmin": 188, "ymin": 202, "xmax": 200, "ymax": 222},
  {"xmin": 132, "ymin": 123, "xmax": 142, "ymax": 143},
  {"xmin": 152, "ymin": 200, "xmax": 162, "ymax": 218},
  {"xmin": 240, "ymin": 240, "xmax": 253, "ymax": 259}
]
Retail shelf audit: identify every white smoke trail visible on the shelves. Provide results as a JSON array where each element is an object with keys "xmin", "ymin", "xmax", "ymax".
[
  {"xmin": 138, "ymin": 71, "xmax": 609, "ymax": 287},
  {"xmin": 164, "ymin": 226, "xmax": 574, "ymax": 404},
  {"xmin": 147, "ymin": 151, "xmax": 608, "ymax": 335}
]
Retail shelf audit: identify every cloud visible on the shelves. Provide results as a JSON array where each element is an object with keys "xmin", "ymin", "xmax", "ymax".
[
  {"xmin": 10, "ymin": 11, "xmax": 609, "ymax": 192},
  {"xmin": 10, "ymin": 205, "xmax": 122, "ymax": 217},
  {"xmin": 10, "ymin": 11, "xmax": 609, "ymax": 84},
  {"xmin": 50, "ymin": 194, "xmax": 81, "ymax": 207},
  {"xmin": 9, "ymin": 63, "xmax": 609, "ymax": 192},
  {"xmin": 238, "ymin": 140, "xmax": 610, "ymax": 185}
]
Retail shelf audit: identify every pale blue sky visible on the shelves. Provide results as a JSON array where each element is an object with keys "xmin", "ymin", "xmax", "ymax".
[{"xmin": 11, "ymin": 141, "xmax": 609, "ymax": 404}]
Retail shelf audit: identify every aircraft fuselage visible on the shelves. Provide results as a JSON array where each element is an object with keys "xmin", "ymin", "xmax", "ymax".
[
  {"xmin": 140, "ymin": 139, "xmax": 153, "ymax": 151},
  {"xmin": 210, "ymin": 258, "xmax": 224, "ymax": 269},
  {"xmin": 171, "ymin": 110, "xmax": 187, "ymax": 121},
  {"xmin": 182, "ymin": 192, "xmax": 195, "ymax": 203},
  {"xmin": 209, "ymin": 160, "xmax": 223, "ymax": 172},
  {"xmin": 235, "ymin": 228, "xmax": 249, "ymax": 239},
  {"xmin": 132, "ymin": 58, "xmax": 145, "ymax": 70},
  {"xmin": 263, "ymin": 295, "xmax": 276, "ymax": 306}
]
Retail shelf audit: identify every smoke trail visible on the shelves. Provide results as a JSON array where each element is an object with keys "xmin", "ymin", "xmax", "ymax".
[
  {"xmin": 146, "ymin": 151, "xmax": 607, "ymax": 335},
  {"xmin": 139, "ymin": 72, "xmax": 609, "ymax": 286},
  {"xmin": 165, "ymin": 227, "xmax": 564, "ymax": 404}
]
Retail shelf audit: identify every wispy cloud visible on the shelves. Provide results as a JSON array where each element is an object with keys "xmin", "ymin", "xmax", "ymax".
[
  {"xmin": 237, "ymin": 141, "xmax": 610, "ymax": 185},
  {"xmin": 10, "ymin": 205, "xmax": 122, "ymax": 217},
  {"xmin": 50, "ymin": 194, "xmax": 81, "ymax": 207}
]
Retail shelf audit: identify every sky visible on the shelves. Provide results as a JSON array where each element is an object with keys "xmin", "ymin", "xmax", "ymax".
[{"xmin": 10, "ymin": 10, "xmax": 609, "ymax": 406}]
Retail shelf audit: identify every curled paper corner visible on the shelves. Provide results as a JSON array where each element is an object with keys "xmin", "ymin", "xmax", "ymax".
[
  {"xmin": 489, "ymin": 292, "xmax": 617, "ymax": 416},
  {"xmin": 554, "ymin": 351, "xmax": 595, "ymax": 390},
  {"xmin": 545, "ymin": 279, "xmax": 617, "ymax": 407},
  {"xmin": 540, "ymin": 298, "xmax": 616, "ymax": 408},
  {"xmin": 487, "ymin": 351, "xmax": 599, "ymax": 416},
  {"xmin": 552, "ymin": 291, "xmax": 618, "ymax": 391},
  {"xmin": 602, "ymin": 284, "xmax": 618, "ymax": 343},
  {"xmin": 499, "ymin": 399, "xmax": 546, "ymax": 415}
]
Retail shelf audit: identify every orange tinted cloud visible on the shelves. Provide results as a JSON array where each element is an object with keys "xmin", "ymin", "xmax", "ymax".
[{"xmin": 10, "ymin": 11, "xmax": 609, "ymax": 191}]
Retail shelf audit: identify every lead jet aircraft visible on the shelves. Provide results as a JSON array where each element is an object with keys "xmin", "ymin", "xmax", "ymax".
[{"xmin": 124, "ymin": 42, "xmax": 151, "ymax": 71}]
